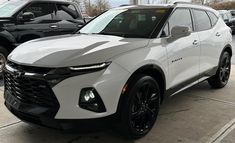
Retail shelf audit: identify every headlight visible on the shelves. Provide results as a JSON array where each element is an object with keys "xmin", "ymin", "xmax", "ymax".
[
  {"xmin": 69, "ymin": 62, "xmax": 111, "ymax": 71},
  {"xmin": 46, "ymin": 62, "xmax": 111, "ymax": 86}
]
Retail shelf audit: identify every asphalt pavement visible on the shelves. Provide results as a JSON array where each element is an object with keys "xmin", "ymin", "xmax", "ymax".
[{"xmin": 0, "ymin": 36, "xmax": 235, "ymax": 143}]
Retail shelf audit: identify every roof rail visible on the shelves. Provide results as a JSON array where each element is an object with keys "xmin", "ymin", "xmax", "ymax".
[
  {"xmin": 119, "ymin": 4, "xmax": 134, "ymax": 7},
  {"xmin": 173, "ymin": 1, "xmax": 192, "ymax": 4},
  {"xmin": 173, "ymin": 1, "xmax": 212, "ymax": 9}
]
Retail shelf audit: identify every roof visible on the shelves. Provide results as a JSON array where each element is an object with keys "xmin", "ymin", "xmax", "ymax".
[{"xmin": 115, "ymin": 2, "xmax": 218, "ymax": 16}]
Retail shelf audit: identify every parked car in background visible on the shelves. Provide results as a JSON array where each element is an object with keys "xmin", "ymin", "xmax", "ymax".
[
  {"xmin": 229, "ymin": 10, "xmax": 235, "ymax": 18},
  {"xmin": 0, "ymin": 0, "xmax": 85, "ymax": 74},
  {"xmin": 4, "ymin": 3, "xmax": 232, "ymax": 138},
  {"xmin": 218, "ymin": 10, "xmax": 235, "ymax": 33}
]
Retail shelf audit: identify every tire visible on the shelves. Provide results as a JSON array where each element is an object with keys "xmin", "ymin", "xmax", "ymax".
[
  {"xmin": 119, "ymin": 74, "xmax": 161, "ymax": 139},
  {"xmin": 0, "ymin": 46, "xmax": 8, "ymax": 76},
  {"xmin": 208, "ymin": 51, "xmax": 231, "ymax": 88}
]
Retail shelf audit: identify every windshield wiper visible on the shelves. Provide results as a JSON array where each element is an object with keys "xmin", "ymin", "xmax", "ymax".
[{"xmin": 99, "ymin": 32, "xmax": 126, "ymax": 37}]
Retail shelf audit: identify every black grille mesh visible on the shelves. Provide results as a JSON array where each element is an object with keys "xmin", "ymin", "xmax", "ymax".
[{"xmin": 4, "ymin": 70, "xmax": 59, "ymax": 107}]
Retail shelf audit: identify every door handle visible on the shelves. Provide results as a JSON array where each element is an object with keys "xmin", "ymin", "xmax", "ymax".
[
  {"xmin": 50, "ymin": 25, "xmax": 58, "ymax": 29},
  {"xmin": 216, "ymin": 32, "xmax": 221, "ymax": 37},
  {"xmin": 193, "ymin": 40, "xmax": 199, "ymax": 46}
]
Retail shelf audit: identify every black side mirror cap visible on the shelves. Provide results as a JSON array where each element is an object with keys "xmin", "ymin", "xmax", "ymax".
[{"xmin": 21, "ymin": 12, "xmax": 35, "ymax": 22}]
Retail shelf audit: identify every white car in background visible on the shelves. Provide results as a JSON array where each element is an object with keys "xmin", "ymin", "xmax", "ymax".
[
  {"xmin": 229, "ymin": 10, "xmax": 235, "ymax": 18},
  {"xmin": 219, "ymin": 10, "xmax": 235, "ymax": 33},
  {"xmin": 4, "ymin": 3, "xmax": 232, "ymax": 138}
]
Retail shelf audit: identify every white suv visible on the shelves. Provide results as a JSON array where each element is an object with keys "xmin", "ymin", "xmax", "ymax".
[{"xmin": 3, "ymin": 3, "xmax": 232, "ymax": 138}]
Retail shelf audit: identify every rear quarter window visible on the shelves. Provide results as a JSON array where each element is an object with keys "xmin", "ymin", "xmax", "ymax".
[
  {"xmin": 207, "ymin": 11, "xmax": 218, "ymax": 27},
  {"xmin": 192, "ymin": 9, "xmax": 211, "ymax": 31}
]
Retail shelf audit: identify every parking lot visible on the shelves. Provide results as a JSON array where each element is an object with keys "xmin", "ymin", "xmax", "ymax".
[{"xmin": 0, "ymin": 36, "xmax": 235, "ymax": 143}]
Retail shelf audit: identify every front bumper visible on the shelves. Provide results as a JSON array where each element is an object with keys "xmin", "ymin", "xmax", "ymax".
[
  {"xmin": 4, "ymin": 98, "xmax": 117, "ymax": 130},
  {"xmin": 3, "ymin": 65, "xmax": 61, "ymax": 128},
  {"xmin": 3, "ymin": 61, "xmax": 130, "ymax": 127},
  {"xmin": 5, "ymin": 96, "xmax": 61, "ymax": 129}
]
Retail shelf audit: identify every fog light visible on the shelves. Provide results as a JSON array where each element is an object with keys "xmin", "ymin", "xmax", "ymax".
[{"xmin": 79, "ymin": 88, "xmax": 106, "ymax": 113}]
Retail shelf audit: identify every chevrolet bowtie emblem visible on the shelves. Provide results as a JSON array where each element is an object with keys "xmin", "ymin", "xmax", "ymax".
[{"xmin": 13, "ymin": 71, "xmax": 24, "ymax": 78}]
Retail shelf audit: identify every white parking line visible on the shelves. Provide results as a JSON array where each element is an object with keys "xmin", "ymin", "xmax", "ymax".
[
  {"xmin": 0, "ymin": 121, "xmax": 22, "ymax": 131},
  {"xmin": 207, "ymin": 118, "xmax": 235, "ymax": 143},
  {"xmin": 189, "ymin": 95, "xmax": 235, "ymax": 107}
]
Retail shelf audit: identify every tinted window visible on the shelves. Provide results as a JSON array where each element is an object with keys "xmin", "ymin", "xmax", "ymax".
[
  {"xmin": 193, "ymin": 9, "xmax": 211, "ymax": 31},
  {"xmin": 21, "ymin": 3, "xmax": 56, "ymax": 21},
  {"xmin": 80, "ymin": 8, "xmax": 169, "ymax": 38},
  {"xmin": 168, "ymin": 9, "xmax": 193, "ymax": 34},
  {"xmin": 56, "ymin": 4, "xmax": 79, "ymax": 20},
  {"xmin": 207, "ymin": 11, "xmax": 218, "ymax": 26}
]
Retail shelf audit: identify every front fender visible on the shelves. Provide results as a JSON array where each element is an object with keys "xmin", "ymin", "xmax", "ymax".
[
  {"xmin": 112, "ymin": 43, "xmax": 169, "ymax": 89},
  {"xmin": 0, "ymin": 30, "xmax": 16, "ymax": 44}
]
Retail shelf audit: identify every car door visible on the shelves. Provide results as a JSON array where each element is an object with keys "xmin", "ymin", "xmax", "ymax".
[
  {"xmin": 192, "ymin": 9, "xmax": 223, "ymax": 77},
  {"xmin": 162, "ymin": 8, "xmax": 200, "ymax": 89},
  {"xmin": 54, "ymin": 3, "xmax": 84, "ymax": 35},
  {"xmin": 14, "ymin": 2, "xmax": 61, "ymax": 43}
]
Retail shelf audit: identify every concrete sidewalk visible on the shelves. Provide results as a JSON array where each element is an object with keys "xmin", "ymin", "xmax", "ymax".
[{"xmin": 0, "ymin": 67, "xmax": 235, "ymax": 143}]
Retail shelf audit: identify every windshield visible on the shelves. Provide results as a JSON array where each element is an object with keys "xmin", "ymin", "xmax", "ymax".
[
  {"xmin": 79, "ymin": 8, "xmax": 169, "ymax": 38},
  {"xmin": 0, "ymin": 0, "xmax": 27, "ymax": 17}
]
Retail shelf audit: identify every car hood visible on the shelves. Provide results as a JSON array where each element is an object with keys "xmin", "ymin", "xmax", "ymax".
[
  {"xmin": 8, "ymin": 34, "xmax": 149, "ymax": 67},
  {"xmin": 0, "ymin": 17, "xmax": 12, "ymax": 22}
]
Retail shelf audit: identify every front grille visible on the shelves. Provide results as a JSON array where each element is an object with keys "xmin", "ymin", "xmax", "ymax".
[{"xmin": 4, "ymin": 70, "xmax": 59, "ymax": 107}]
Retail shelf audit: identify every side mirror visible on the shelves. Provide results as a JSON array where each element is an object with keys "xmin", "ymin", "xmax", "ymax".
[
  {"xmin": 21, "ymin": 12, "xmax": 35, "ymax": 22},
  {"xmin": 168, "ymin": 26, "xmax": 191, "ymax": 42}
]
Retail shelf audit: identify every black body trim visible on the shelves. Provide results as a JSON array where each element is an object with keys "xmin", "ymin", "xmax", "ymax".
[
  {"xmin": 165, "ymin": 66, "xmax": 218, "ymax": 97},
  {"xmin": 151, "ymin": 8, "xmax": 174, "ymax": 38}
]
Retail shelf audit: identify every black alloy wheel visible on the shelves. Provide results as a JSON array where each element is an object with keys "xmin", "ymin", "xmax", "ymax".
[
  {"xmin": 208, "ymin": 51, "xmax": 231, "ymax": 88},
  {"xmin": 0, "ymin": 46, "xmax": 8, "ymax": 76},
  {"xmin": 120, "ymin": 74, "xmax": 160, "ymax": 139},
  {"xmin": 219, "ymin": 55, "xmax": 231, "ymax": 84}
]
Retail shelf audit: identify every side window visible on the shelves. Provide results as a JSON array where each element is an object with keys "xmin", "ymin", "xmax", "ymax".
[
  {"xmin": 168, "ymin": 8, "xmax": 193, "ymax": 34},
  {"xmin": 193, "ymin": 9, "xmax": 211, "ymax": 31},
  {"xmin": 21, "ymin": 3, "xmax": 56, "ymax": 22},
  {"xmin": 56, "ymin": 4, "xmax": 79, "ymax": 20},
  {"xmin": 207, "ymin": 11, "xmax": 218, "ymax": 26}
]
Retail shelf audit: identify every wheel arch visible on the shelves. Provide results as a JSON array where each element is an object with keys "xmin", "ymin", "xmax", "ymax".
[
  {"xmin": 223, "ymin": 44, "xmax": 233, "ymax": 57},
  {"xmin": 19, "ymin": 34, "xmax": 41, "ymax": 43},
  {"xmin": 0, "ymin": 32, "xmax": 15, "ymax": 52},
  {"xmin": 116, "ymin": 64, "xmax": 166, "ymax": 119},
  {"xmin": 217, "ymin": 44, "xmax": 233, "ymax": 66},
  {"xmin": 127, "ymin": 64, "xmax": 166, "ymax": 103}
]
